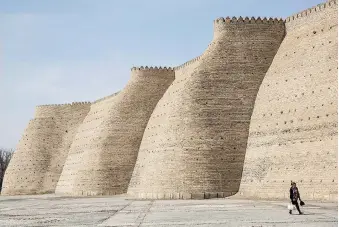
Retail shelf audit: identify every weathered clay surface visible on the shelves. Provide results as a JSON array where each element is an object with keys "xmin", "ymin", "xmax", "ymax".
[
  {"xmin": 238, "ymin": 0, "xmax": 338, "ymax": 201},
  {"xmin": 2, "ymin": 103, "xmax": 90, "ymax": 195},
  {"xmin": 127, "ymin": 18, "xmax": 286, "ymax": 199},
  {"xmin": 55, "ymin": 68, "xmax": 174, "ymax": 196},
  {"xmin": 2, "ymin": 1, "xmax": 337, "ymax": 201}
]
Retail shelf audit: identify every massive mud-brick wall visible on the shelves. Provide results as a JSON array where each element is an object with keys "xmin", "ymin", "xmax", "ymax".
[
  {"xmin": 2, "ymin": 103, "xmax": 90, "ymax": 195},
  {"xmin": 127, "ymin": 17, "xmax": 285, "ymax": 199},
  {"xmin": 55, "ymin": 93, "xmax": 118, "ymax": 195},
  {"xmin": 238, "ymin": 0, "xmax": 338, "ymax": 201},
  {"xmin": 55, "ymin": 67, "xmax": 174, "ymax": 196}
]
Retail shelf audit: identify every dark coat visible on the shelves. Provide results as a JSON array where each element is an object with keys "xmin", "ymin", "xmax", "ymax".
[{"xmin": 290, "ymin": 187, "xmax": 301, "ymax": 201}]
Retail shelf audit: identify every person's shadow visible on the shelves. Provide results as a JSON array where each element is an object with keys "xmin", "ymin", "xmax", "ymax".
[{"xmin": 290, "ymin": 213, "xmax": 325, "ymax": 215}]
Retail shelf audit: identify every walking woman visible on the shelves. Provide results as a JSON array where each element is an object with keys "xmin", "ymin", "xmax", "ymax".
[{"xmin": 289, "ymin": 181, "xmax": 304, "ymax": 215}]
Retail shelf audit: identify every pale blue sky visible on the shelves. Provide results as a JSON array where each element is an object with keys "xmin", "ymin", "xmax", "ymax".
[{"xmin": 0, "ymin": 0, "xmax": 324, "ymax": 149}]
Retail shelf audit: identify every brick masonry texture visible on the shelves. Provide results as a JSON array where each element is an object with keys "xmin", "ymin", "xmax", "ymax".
[
  {"xmin": 55, "ymin": 68, "xmax": 174, "ymax": 196},
  {"xmin": 237, "ymin": 0, "xmax": 338, "ymax": 202},
  {"xmin": 127, "ymin": 18, "xmax": 286, "ymax": 200},
  {"xmin": 2, "ymin": 1, "xmax": 337, "ymax": 201},
  {"xmin": 2, "ymin": 103, "xmax": 90, "ymax": 195}
]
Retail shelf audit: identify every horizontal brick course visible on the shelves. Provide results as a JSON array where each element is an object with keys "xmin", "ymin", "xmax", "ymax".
[
  {"xmin": 127, "ymin": 20, "xmax": 285, "ymax": 198},
  {"xmin": 2, "ymin": 104, "xmax": 90, "ymax": 195},
  {"xmin": 2, "ymin": 1, "xmax": 337, "ymax": 202},
  {"xmin": 238, "ymin": 0, "xmax": 338, "ymax": 202},
  {"xmin": 55, "ymin": 68, "xmax": 174, "ymax": 196}
]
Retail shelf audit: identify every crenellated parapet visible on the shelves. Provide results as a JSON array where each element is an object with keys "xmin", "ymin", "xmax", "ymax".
[
  {"xmin": 36, "ymin": 104, "xmax": 68, "ymax": 108},
  {"xmin": 214, "ymin": 16, "xmax": 284, "ymax": 24},
  {"xmin": 35, "ymin": 102, "xmax": 91, "ymax": 118},
  {"xmin": 285, "ymin": 0, "xmax": 337, "ymax": 23},
  {"xmin": 56, "ymin": 63, "xmax": 175, "ymax": 197},
  {"xmin": 174, "ymin": 42, "xmax": 215, "ymax": 72},
  {"xmin": 71, "ymin": 102, "xmax": 91, "ymax": 105},
  {"xmin": 213, "ymin": 16, "xmax": 285, "ymax": 40},
  {"xmin": 36, "ymin": 102, "xmax": 91, "ymax": 108},
  {"xmin": 174, "ymin": 55, "xmax": 202, "ymax": 71},
  {"xmin": 92, "ymin": 92, "xmax": 120, "ymax": 104},
  {"xmin": 131, "ymin": 66, "xmax": 175, "ymax": 79},
  {"xmin": 131, "ymin": 66, "xmax": 174, "ymax": 71},
  {"xmin": 238, "ymin": 0, "xmax": 338, "ymax": 201},
  {"xmin": 5, "ymin": 0, "xmax": 337, "ymax": 200}
]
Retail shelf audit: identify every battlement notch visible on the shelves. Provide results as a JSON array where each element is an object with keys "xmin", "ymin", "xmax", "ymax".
[
  {"xmin": 92, "ymin": 92, "xmax": 120, "ymax": 104},
  {"xmin": 213, "ymin": 16, "xmax": 285, "ymax": 39},
  {"xmin": 36, "ymin": 103, "xmax": 71, "ymax": 108},
  {"xmin": 131, "ymin": 66, "xmax": 174, "ymax": 72},
  {"xmin": 36, "ymin": 101, "xmax": 91, "ymax": 109},
  {"xmin": 214, "ymin": 16, "xmax": 284, "ymax": 25},
  {"xmin": 285, "ymin": 0, "xmax": 337, "ymax": 23},
  {"xmin": 131, "ymin": 66, "xmax": 175, "ymax": 79},
  {"xmin": 174, "ymin": 55, "xmax": 202, "ymax": 71},
  {"xmin": 71, "ymin": 102, "xmax": 91, "ymax": 105}
]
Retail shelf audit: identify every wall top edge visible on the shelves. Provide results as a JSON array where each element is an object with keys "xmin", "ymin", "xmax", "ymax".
[
  {"xmin": 131, "ymin": 66, "xmax": 174, "ymax": 71},
  {"xmin": 36, "ymin": 102, "xmax": 92, "ymax": 108},
  {"xmin": 214, "ymin": 16, "xmax": 284, "ymax": 24},
  {"xmin": 285, "ymin": 0, "xmax": 337, "ymax": 23}
]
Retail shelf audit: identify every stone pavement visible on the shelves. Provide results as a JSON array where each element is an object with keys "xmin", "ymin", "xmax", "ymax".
[{"xmin": 0, "ymin": 194, "xmax": 337, "ymax": 226}]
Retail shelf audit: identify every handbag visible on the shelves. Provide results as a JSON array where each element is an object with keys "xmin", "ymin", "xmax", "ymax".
[
  {"xmin": 300, "ymin": 200, "xmax": 305, "ymax": 206},
  {"xmin": 287, "ymin": 203, "xmax": 294, "ymax": 210}
]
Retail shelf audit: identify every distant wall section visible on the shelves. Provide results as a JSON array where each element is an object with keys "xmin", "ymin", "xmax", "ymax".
[
  {"xmin": 2, "ymin": 102, "xmax": 90, "ymax": 195},
  {"xmin": 55, "ymin": 93, "xmax": 119, "ymax": 195},
  {"xmin": 56, "ymin": 67, "xmax": 174, "ymax": 196}
]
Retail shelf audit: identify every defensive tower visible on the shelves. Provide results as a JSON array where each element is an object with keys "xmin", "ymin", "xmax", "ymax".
[
  {"xmin": 2, "ymin": 1, "xmax": 337, "ymax": 201},
  {"xmin": 238, "ymin": 0, "xmax": 338, "ymax": 201},
  {"xmin": 127, "ymin": 17, "xmax": 285, "ymax": 199},
  {"xmin": 2, "ymin": 103, "xmax": 90, "ymax": 195},
  {"xmin": 55, "ymin": 67, "xmax": 174, "ymax": 195}
]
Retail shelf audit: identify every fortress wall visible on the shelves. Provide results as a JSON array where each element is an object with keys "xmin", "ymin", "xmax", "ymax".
[
  {"xmin": 55, "ymin": 68, "xmax": 174, "ymax": 196},
  {"xmin": 92, "ymin": 92, "xmax": 120, "ymax": 104},
  {"xmin": 285, "ymin": 0, "xmax": 336, "ymax": 32},
  {"xmin": 174, "ymin": 53, "xmax": 204, "ymax": 75},
  {"xmin": 174, "ymin": 40, "xmax": 213, "ymax": 75},
  {"xmin": 126, "ymin": 47, "xmax": 207, "ymax": 199},
  {"xmin": 238, "ymin": 0, "xmax": 338, "ymax": 201},
  {"xmin": 2, "ymin": 103, "xmax": 90, "ymax": 195},
  {"xmin": 41, "ymin": 103, "xmax": 91, "ymax": 193},
  {"xmin": 2, "ymin": 118, "xmax": 61, "ymax": 194},
  {"xmin": 127, "ymin": 18, "xmax": 285, "ymax": 199},
  {"xmin": 55, "ymin": 94, "xmax": 118, "ymax": 194}
]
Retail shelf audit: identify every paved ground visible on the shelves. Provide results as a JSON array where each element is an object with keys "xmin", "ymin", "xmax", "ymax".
[{"xmin": 0, "ymin": 194, "xmax": 337, "ymax": 227}]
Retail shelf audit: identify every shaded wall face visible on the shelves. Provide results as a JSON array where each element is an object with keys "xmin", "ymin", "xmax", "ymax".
[
  {"xmin": 56, "ymin": 69, "xmax": 174, "ymax": 196},
  {"xmin": 127, "ymin": 19, "xmax": 285, "ymax": 200},
  {"xmin": 238, "ymin": 1, "xmax": 338, "ymax": 201},
  {"xmin": 2, "ymin": 104, "xmax": 90, "ymax": 195}
]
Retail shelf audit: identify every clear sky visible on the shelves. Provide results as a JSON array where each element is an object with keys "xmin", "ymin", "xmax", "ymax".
[{"xmin": 0, "ymin": 0, "xmax": 325, "ymax": 149}]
